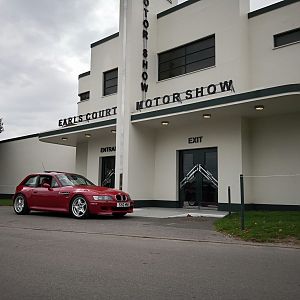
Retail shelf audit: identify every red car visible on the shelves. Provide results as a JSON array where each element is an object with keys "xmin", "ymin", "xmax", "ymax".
[{"xmin": 13, "ymin": 172, "xmax": 133, "ymax": 218}]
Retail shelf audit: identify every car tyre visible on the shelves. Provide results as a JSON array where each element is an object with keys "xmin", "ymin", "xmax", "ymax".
[
  {"xmin": 13, "ymin": 194, "xmax": 30, "ymax": 215},
  {"xmin": 70, "ymin": 196, "xmax": 89, "ymax": 219}
]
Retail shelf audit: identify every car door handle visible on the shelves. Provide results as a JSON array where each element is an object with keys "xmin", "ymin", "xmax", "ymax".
[
  {"xmin": 59, "ymin": 192, "xmax": 70, "ymax": 195},
  {"xmin": 33, "ymin": 191, "xmax": 38, "ymax": 194}
]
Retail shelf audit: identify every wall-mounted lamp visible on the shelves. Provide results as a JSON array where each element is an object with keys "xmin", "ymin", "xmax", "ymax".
[
  {"xmin": 161, "ymin": 121, "xmax": 169, "ymax": 126},
  {"xmin": 203, "ymin": 114, "xmax": 211, "ymax": 119},
  {"xmin": 61, "ymin": 137, "xmax": 68, "ymax": 141},
  {"xmin": 255, "ymin": 105, "xmax": 264, "ymax": 111},
  {"xmin": 85, "ymin": 133, "xmax": 92, "ymax": 138},
  {"xmin": 111, "ymin": 129, "xmax": 116, "ymax": 134}
]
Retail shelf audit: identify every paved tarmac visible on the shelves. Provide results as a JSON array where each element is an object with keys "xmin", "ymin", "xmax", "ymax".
[
  {"xmin": 0, "ymin": 207, "xmax": 299, "ymax": 300},
  {"xmin": 132, "ymin": 207, "xmax": 228, "ymax": 218}
]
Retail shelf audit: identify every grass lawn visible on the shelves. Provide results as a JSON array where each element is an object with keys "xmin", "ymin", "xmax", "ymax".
[
  {"xmin": 0, "ymin": 198, "xmax": 13, "ymax": 206},
  {"xmin": 214, "ymin": 211, "xmax": 300, "ymax": 243}
]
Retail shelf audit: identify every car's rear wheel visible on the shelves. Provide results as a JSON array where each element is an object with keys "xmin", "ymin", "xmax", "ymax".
[
  {"xmin": 13, "ymin": 194, "xmax": 30, "ymax": 215},
  {"xmin": 71, "ymin": 196, "xmax": 88, "ymax": 219}
]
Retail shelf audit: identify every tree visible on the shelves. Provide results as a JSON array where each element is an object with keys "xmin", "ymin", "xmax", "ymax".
[{"xmin": 0, "ymin": 118, "xmax": 4, "ymax": 133}]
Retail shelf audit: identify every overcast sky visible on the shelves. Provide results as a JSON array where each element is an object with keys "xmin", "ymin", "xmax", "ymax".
[{"xmin": 0, "ymin": 0, "xmax": 281, "ymax": 141}]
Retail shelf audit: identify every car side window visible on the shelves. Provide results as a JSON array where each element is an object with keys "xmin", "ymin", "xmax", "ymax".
[
  {"xmin": 51, "ymin": 177, "xmax": 59, "ymax": 188},
  {"xmin": 38, "ymin": 176, "xmax": 52, "ymax": 187},
  {"xmin": 24, "ymin": 176, "xmax": 39, "ymax": 187}
]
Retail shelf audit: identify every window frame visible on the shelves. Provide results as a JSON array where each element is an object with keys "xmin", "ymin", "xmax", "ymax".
[
  {"xmin": 274, "ymin": 27, "xmax": 300, "ymax": 48},
  {"xmin": 78, "ymin": 91, "xmax": 90, "ymax": 102},
  {"xmin": 24, "ymin": 175, "xmax": 39, "ymax": 187},
  {"xmin": 158, "ymin": 35, "xmax": 215, "ymax": 81},
  {"xmin": 103, "ymin": 68, "xmax": 118, "ymax": 96}
]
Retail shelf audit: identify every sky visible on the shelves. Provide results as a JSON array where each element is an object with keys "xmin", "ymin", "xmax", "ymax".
[{"xmin": 0, "ymin": 0, "xmax": 282, "ymax": 141}]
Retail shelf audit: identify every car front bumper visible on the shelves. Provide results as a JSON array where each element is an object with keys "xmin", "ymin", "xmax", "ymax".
[{"xmin": 88, "ymin": 201, "xmax": 134, "ymax": 215}]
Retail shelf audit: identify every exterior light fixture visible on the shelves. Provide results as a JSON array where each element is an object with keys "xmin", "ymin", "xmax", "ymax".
[
  {"xmin": 161, "ymin": 121, "xmax": 169, "ymax": 126},
  {"xmin": 203, "ymin": 114, "xmax": 211, "ymax": 119},
  {"xmin": 61, "ymin": 137, "xmax": 68, "ymax": 141},
  {"xmin": 85, "ymin": 133, "xmax": 92, "ymax": 138},
  {"xmin": 255, "ymin": 105, "xmax": 264, "ymax": 111},
  {"xmin": 111, "ymin": 129, "xmax": 116, "ymax": 134}
]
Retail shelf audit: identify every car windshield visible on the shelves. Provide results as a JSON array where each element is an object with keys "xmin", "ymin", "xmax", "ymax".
[{"xmin": 56, "ymin": 174, "xmax": 95, "ymax": 187}]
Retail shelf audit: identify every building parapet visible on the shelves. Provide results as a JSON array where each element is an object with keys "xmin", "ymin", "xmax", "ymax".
[
  {"xmin": 248, "ymin": 0, "xmax": 300, "ymax": 18},
  {"xmin": 78, "ymin": 71, "xmax": 90, "ymax": 79},
  {"xmin": 91, "ymin": 32, "xmax": 119, "ymax": 48}
]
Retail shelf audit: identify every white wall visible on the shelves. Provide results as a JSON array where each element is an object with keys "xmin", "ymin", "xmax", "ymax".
[
  {"xmin": 76, "ymin": 142, "xmax": 88, "ymax": 177},
  {"xmin": 249, "ymin": 1, "xmax": 300, "ymax": 89},
  {"xmin": 85, "ymin": 135, "xmax": 116, "ymax": 185},
  {"xmin": 126, "ymin": 126, "xmax": 155, "ymax": 200},
  {"xmin": 0, "ymin": 136, "xmax": 75, "ymax": 194},
  {"xmin": 154, "ymin": 0, "xmax": 250, "ymax": 104},
  {"xmin": 153, "ymin": 116, "xmax": 243, "ymax": 204},
  {"xmin": 248, "ymin": 112, "xmax": 300, "ymax": 205},
  {"xmin": 77, "ymin": 36, "xmax": 120, "ymax": 116}
]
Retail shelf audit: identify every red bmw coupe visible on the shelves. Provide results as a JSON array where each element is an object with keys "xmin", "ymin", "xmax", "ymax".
[{"xmin": 13, "ymin": 172, "xmax": 133, "ymax": 218}]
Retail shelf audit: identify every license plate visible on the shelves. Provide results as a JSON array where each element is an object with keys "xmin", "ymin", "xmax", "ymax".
[{"xmin": 117, "ymin": 202, "xmax": 130, "ymax": 208}]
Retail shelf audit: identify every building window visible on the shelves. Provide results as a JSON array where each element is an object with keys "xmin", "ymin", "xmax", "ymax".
[
  {"xmin": 103, "ymin": 68, "xmax": 118, "ymax": 96},
  {"xmin": 78, "ymin": 91, "xmax": 90, "ymax": 101},
  {"xmin": 158, "ymin": 35, "xmax": 215, "ymax": 81},
  {"xmin": 274, "ymin": 28, "xmax": 300, "ymax": 48}
]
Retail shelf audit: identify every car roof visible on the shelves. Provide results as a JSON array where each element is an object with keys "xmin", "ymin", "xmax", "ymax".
[{"xmin": 28, "ymin": 171, "xmax": 78, "ymax": 176}]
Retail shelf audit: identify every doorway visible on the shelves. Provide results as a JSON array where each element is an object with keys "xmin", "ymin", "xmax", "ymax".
[
  {"xmin": 179, "ymin": 148, "xmax": 218, "ymax": 208},
  {"xmin": 100, "ymin": 156, "xmax": 115, "ymax": 188}
]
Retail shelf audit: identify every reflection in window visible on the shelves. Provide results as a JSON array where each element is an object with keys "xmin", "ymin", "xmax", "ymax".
[
  {"xmin": 158, "ymin": 35, "xmax": 215, "ymax": 81},
  {"xmin": 103, "ymin": 68, "xmax": 118, "ymax": 96}
]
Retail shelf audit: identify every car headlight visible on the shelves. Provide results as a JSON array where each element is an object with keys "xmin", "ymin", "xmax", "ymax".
[{"xmin": 93, "ymin": 195, "xmax": 113, "ymax": 201}]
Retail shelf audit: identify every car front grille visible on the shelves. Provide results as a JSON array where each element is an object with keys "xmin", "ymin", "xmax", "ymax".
[{"xmin": 115, "ymin": 194, "xmax": 127, "ymax": 201}]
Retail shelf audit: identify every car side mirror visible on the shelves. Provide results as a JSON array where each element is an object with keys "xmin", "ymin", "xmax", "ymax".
[{"xmin": 42, "ymin": 183, "xmax": 51, "ymax": 189}]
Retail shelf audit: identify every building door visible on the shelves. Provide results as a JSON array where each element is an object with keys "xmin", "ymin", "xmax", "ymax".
[
  {"xmin": 179, "ymin": 148, "xmax": 218, "ymax": 208},
  {"xmin": 100, "ymin": 156, "xmax": 115, "ymax": 188}
]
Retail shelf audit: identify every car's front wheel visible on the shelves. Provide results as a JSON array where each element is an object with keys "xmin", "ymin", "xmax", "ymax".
[
  {"xmin": 13, "ymin": 194, "xmax": 30, "ymax": 215},
  {"xmin": 70, "ymin": 196, "xmax": 88, "ymax": 219}
]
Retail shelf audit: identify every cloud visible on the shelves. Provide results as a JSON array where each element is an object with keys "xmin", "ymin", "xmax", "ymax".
[{"xmin": 0, "ymin": 0, "xmax": 119, "ymax": 140}]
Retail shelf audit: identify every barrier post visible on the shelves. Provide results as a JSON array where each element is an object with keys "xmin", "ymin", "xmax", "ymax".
[
  {"xmin": 240, "ymin": 174, "xmax": 245, "ymax": 230},
  {"xmin": 227, "ymin": 186, "xmax": 231, "ymax": 215}
]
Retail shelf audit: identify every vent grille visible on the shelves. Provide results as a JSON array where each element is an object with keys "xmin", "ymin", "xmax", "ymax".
[{"xmin": 116, "ymin": 194, "xmax": 127, "ymax": 201}]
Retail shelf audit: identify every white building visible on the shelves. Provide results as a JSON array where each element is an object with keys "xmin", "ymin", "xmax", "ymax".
[
  {"xmin": 2, "ymin": 0, "xmax": 300, "ymax": 210},
  {"xmin": 0, "ymin": 135, "xmax": 76, "ymax": 196}
]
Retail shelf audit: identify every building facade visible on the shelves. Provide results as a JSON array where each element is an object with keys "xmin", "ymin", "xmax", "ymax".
[
  {"xmin": 0, "ymin": 135, "xmax": 75, "ymax": 196},
  {"xmin": 36, "ymin": 0, "xmax": 300, "ymax": 210}
]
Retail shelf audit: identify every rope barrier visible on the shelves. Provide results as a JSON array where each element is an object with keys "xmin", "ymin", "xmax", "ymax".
[{"xmin": 243, "ymin": 174, "xmax": 300, "ymax": 178}]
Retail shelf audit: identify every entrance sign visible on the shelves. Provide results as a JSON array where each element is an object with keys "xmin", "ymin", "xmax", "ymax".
[{"xmin": 101, "ymin": 146, "xmax": 116, "ymax": 153}]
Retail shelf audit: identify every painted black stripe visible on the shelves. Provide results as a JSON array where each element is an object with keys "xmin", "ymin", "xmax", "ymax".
[
  {"xmin": 78, "ymin": 71, "xmax": 90, "ymax": 79},
  {"xmin": 248, "ymin": 0, "xmax": 300, "ymax": 18},
  {"xmin": 157, "ymin": 0, "xmax": 202, "ymax": 19},
  {"xmin": 39, "ymin": 119, "xmax": 117, "ymax": 138},
  {"xmin": 131, "ymin": 84, "xmax": 300, "ymax": 121},
  {"xmin": 91, "ymin": 32, "xmax": 119, "ymax": 48},
  {"xmin": 0, "ymin": 133, "xmax": 39, "ymax": 144}
]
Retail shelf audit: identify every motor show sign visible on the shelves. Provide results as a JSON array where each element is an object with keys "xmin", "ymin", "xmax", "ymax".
[
  {"xmin": 136, "ymin": 79, "xmax": 235, "ymax": 111},
  {"xmin": 141, "ymin": 0, "xmax": 150, "ymax": 97}
]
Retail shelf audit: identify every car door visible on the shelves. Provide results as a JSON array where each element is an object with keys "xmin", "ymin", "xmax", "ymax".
[{"xmin": 30, "ymin": 175, "xmax": 63, "ymax": 210}]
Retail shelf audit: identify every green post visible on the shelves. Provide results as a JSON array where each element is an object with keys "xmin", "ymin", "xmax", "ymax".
[
  {"xmin": 240, "ymin": 174, "xmax": 245, "ymax": 230},
  {"xmin": 227, "ymin": 186, "xmax": 231, "ymax": 215}
]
